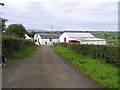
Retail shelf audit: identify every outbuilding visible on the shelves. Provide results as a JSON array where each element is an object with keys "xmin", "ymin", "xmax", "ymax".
[
  {"xmin": 59, "ymin": 32, "xmax": 106, "ymax": 45},
  {"xmin": 25, "ymin": 34, "xmax": 32, "ymax": 40}
]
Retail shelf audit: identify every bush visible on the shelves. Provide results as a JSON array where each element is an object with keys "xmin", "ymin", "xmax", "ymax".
[
  {"xmin": 59, "ymin": 43, "xmax": 119, "ymax": 67},
  {"xmin": 2, "ymin": 37, "xmax": 35, "ymax": 56}
]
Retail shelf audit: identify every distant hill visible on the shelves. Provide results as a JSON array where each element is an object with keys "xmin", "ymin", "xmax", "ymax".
[{"xmin": 27, "ymin": 29, "xmax": 47, "ymax": 32}]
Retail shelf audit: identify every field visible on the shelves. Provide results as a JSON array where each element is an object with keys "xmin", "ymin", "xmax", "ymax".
[{"xmin": 91, "ymin": 32, "xmax": 119, "ymax": 44}]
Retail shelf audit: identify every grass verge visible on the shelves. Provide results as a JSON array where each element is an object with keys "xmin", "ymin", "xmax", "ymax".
[
  {"xmin": 52, "ymin": 45, "xmax": 118, "ymax": 89},
  {"xmin": 7, "ymin": 45, "xmax": 39, "ymax": 59}
]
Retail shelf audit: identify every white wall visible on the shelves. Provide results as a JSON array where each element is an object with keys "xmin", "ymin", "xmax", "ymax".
[
  {"xmin": 59, "ymin": 33, "xmax": 70, "ymax": 43},
  {"xmin": 52, "ymin": 39, "xmax": 59, "ymax": 43},
  {"xmin": 34, "ymin": 34, "xmax": 42, "ymax": 45},
  {"xmin": 41, "ymin": 39, "xmax": 59, "ymax": 45},
  {"xmin": 59, "ymin": 33, "xmax": 106, "ymax": 45},
  {"xmin": 81, "ymin": 40, "xmax": 106, "ymax": 45},
  {"xmin": 41, "ymin": 39, "xmax": 51, "ymax": 45}
]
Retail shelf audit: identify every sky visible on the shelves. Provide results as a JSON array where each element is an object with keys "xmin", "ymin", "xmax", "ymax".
[{"xmin": 0, "ymin": 0, "xmax": 119, "ymax": 31}]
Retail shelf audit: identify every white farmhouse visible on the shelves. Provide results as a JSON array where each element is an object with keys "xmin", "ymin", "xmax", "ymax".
[
  {"xmin": 34, "ymin": 34, "xmax": 60, "ymax": 45},
  {"xmin": 59, "ymin": 32, "xmax": 106, "ymax": 45}
]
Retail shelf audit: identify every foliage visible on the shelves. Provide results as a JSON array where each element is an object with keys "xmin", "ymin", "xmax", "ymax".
[
  {"xmin": 52, "ymin": 45, "xmax": 118, "ymax": 88},
  {"xmin": 91, "ymin": 32, "xmax": 119, "ymax": 44},
  {"xmin": 5, "ymin": 24, "xmax": 27, "ymax": 38},
  {"xmin": 59, "ymin": 43, "xmax": 119, "ymax": 67},
  {"xmin": 27, "ymin": 31, "xmax": 37, "ymax": 38},
  {"xmin": 2, "ymin": 37, "xmax": 35, "ymax": 57},
  {"xmin": 7, "ymin": 45, "xmax": 39, "ymax": 59}
]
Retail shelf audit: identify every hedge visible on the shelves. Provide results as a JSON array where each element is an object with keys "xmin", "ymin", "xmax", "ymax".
[
  {"xmin": 59, "ymin": 43, "xmax": 119, "ymax": 67},
  {"xmin": 2, "ymin": 37, "xmax": 35, "ymax": 56}
]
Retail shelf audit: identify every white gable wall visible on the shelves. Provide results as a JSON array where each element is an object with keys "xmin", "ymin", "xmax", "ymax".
[
  {"xmin": 34, "ymin": 34, "xmax": 41, "ymax": 45},
  {"xmin": 59, "ymin": 33, "xmax": 70, "ymax": 43}
]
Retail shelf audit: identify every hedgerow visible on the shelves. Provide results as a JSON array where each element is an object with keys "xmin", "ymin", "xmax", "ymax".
[
  {"xmin": 59, "ymin": 43, "xmax": 119, "ymax": 67},
  {"xmin": 2, "ymin": 37, "xmax": 35, "ymax": 56}
]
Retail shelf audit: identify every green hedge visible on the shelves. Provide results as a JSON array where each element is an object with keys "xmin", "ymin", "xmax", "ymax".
[
  {"xmin": 59, "ymin": 43, "xmax": 119, "ymax": 67},
  {"xmin": 2, "ymin": 37, "xmax": 35, "ymax": 56}
]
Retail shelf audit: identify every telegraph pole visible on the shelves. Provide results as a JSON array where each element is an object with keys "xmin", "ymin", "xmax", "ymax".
[
  {"xmin": 52, "ymin": 26, "xmax": 53, "ymax": 31},
  {"xmin": 51, "ymin": 26, "xmax": 53, "ymax": 34},
  {"xmin": 0, "ymin": 3, "xmax": 5, "ymax": 31}
]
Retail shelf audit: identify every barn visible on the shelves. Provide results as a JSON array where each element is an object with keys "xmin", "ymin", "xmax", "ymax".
[
  {"xmin": 59, "ymin": 32, "xmax": 106, "ymax": 45},
  {"xmin": 34, "ymin": 34, "xmax": 60, "ymax": 45}
]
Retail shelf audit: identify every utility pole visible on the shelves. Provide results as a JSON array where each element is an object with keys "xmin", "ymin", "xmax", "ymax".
[
  {"xmin": 0, "ymin": 3, "xmax": 5, "ymax": 31},
  {"xmin": 51, "ymin": 26, "xmax": 53, "ymax": 33},
  {"xmin": 52, "ymin": 26, "xmax": 53, "ymax": 31}
]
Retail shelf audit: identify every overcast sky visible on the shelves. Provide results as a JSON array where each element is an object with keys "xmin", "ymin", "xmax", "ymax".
[{"xmin": 1, "ymin": 0, "xmax": 118, "ymax": 31}]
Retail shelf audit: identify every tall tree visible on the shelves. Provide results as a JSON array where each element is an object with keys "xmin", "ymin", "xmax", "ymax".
[{"xmin": 6, "ymin": 24, "xmax": 27, "ymax": 38}]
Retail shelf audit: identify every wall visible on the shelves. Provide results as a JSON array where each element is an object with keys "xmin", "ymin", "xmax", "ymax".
[
  {"xmin": 81, "ymin": 40, "xmax": 106, "ymax": 45},
  {"xmin": 59, "ymin": 33, "xmax": 70, "ymax": 43}
]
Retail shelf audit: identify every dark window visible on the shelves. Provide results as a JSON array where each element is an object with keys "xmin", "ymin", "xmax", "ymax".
[{"xmin": 50, "ymin": 38, "xmax": 52, "ymax": 42}]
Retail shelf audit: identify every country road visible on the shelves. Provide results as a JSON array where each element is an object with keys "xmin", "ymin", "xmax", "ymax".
[{"xmin": 2, "ymin": 46, "xmax": 104, "ymax": 88}]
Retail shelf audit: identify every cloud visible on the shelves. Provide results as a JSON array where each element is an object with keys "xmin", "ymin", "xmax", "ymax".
[{"xmin": 1, "ymin": 0, "xmax": 118, "ymax": 31}]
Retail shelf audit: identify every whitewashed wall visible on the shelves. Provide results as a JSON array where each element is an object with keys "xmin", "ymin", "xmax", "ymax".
[
  {"xmin": 34, "ymin": 34, "xmax": 41, "ymax": 45},
  {"xmin": 41, "ymin": 39, "xmax": 59, "ymax": 45},
  {"xmin": 52, "ymin": 39, "xmax": 59, "ymax": 43},
  {"xmin": 59, "ymin": 33, "xmax": 70, "ymax": 43},
  {"xmin": 81, "ymin": 40, "xmax": 106, "ymax": 45}
]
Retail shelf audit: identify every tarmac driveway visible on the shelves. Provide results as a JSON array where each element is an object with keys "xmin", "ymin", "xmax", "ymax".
[{"xmin": 2, "ymin": 46, "xmax": 104, "ymax": 88}]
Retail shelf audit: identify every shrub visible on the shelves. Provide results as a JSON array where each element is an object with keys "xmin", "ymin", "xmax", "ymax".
[
  {"xmin": 59, "ymin": 43, "xmax": 119, "ymax": 67},
  {"xmin": 2, "ymin": 37, "xmax": 35, "ymax": 56}
]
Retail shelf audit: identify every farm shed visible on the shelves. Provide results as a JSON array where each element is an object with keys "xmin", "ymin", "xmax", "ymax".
[
  {"xmin": 59, "ymin": 32, "xmax": 106, "ymax": 45},
  {"xmin": 25, "ymin": 34, "xmax": 32, "ymax": 40},
  {"xmin": 34, "ymin": 34, "xmax": 60, "ymax": 45}
]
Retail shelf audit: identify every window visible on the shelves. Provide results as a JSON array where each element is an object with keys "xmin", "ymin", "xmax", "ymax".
[{"xmin": 50, "ymin": 38, "xmax": 52, "ymax": 42}]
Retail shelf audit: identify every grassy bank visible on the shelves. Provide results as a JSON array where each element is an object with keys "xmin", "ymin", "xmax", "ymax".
[
  {"xmin": 52, "ymin": 45, "xmax": 118, "ymax": 89},
  {"xmin": 7, "ymin": 45, "xmax": 39, "ymax": 59}
]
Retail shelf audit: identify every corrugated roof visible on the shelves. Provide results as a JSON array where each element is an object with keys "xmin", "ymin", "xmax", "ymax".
[
  {"xmin": 65, "ymin": 32, "xmax": 95, "ymax": 38},
  {"xmin": 40, "ymin": 34, "xmax": 61, "ymax": 39},
  {"xmin": 79, "ymin": 38, "xmax": 106, "ymax": 41}
]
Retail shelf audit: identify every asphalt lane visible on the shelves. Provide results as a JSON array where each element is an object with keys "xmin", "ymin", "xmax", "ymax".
[{"xmin": 2, "ymin": 46, "xmax": 104, "ymax": 88}]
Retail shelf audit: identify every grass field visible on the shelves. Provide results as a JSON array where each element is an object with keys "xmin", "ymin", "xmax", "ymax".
[
  {"xmin": 52, "ymin": 45, "xmax": 118, "ymax": 89},
  {"xmin": 91, "ymin": 32, "xmax": 119, "ymax": 44},
  {"xmin": 7, "ymin": 45, "xmax": 39, "ymax": 59}
]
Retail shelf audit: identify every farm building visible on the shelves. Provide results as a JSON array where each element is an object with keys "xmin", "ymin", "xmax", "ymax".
[
  {"xmin": 59, "ymin": 32, "xmax": 106, "ymax": 45},
  {"xmin": 25, "ymin": 34, "xmax": 32, "ymax": 40},
  {"xmin": 34, "ymin": 34, "xmax": 60, "ymax": 45}
]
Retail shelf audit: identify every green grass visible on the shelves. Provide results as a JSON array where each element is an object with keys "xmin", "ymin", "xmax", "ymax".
[
  {"xmin": 7, "ymin": 45, "xmax": 39, "ymax": 59},
  {"xmin": 91, "ymin": 32, "xmax": 119, "ymax": 44},
  {"xmin": 52, "ymin": 45, "xmax": 118, "ymax": 89}
]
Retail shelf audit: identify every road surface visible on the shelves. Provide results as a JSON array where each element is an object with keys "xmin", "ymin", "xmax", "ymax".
[{"xmin": 2, "ymin": 46, "xmax": 104, "ymax": 88}]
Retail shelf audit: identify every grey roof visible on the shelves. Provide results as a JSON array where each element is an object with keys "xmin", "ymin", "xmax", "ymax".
[
  {"xmin": 40, "ymin": 34, "xmax": 61, "ymax": 39},
  {"xmin": 65, "ymin": 32, "xmax": 95, "ymax": 38}
]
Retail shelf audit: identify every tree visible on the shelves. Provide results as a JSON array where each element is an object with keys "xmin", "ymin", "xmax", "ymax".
[
  {"xmin": 27, "ymin": 31, "xmax": 36, "ymax": 38},
  {"xmin": 6, "ymin": 24, "xmax": 27, "ymax": 38}
]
